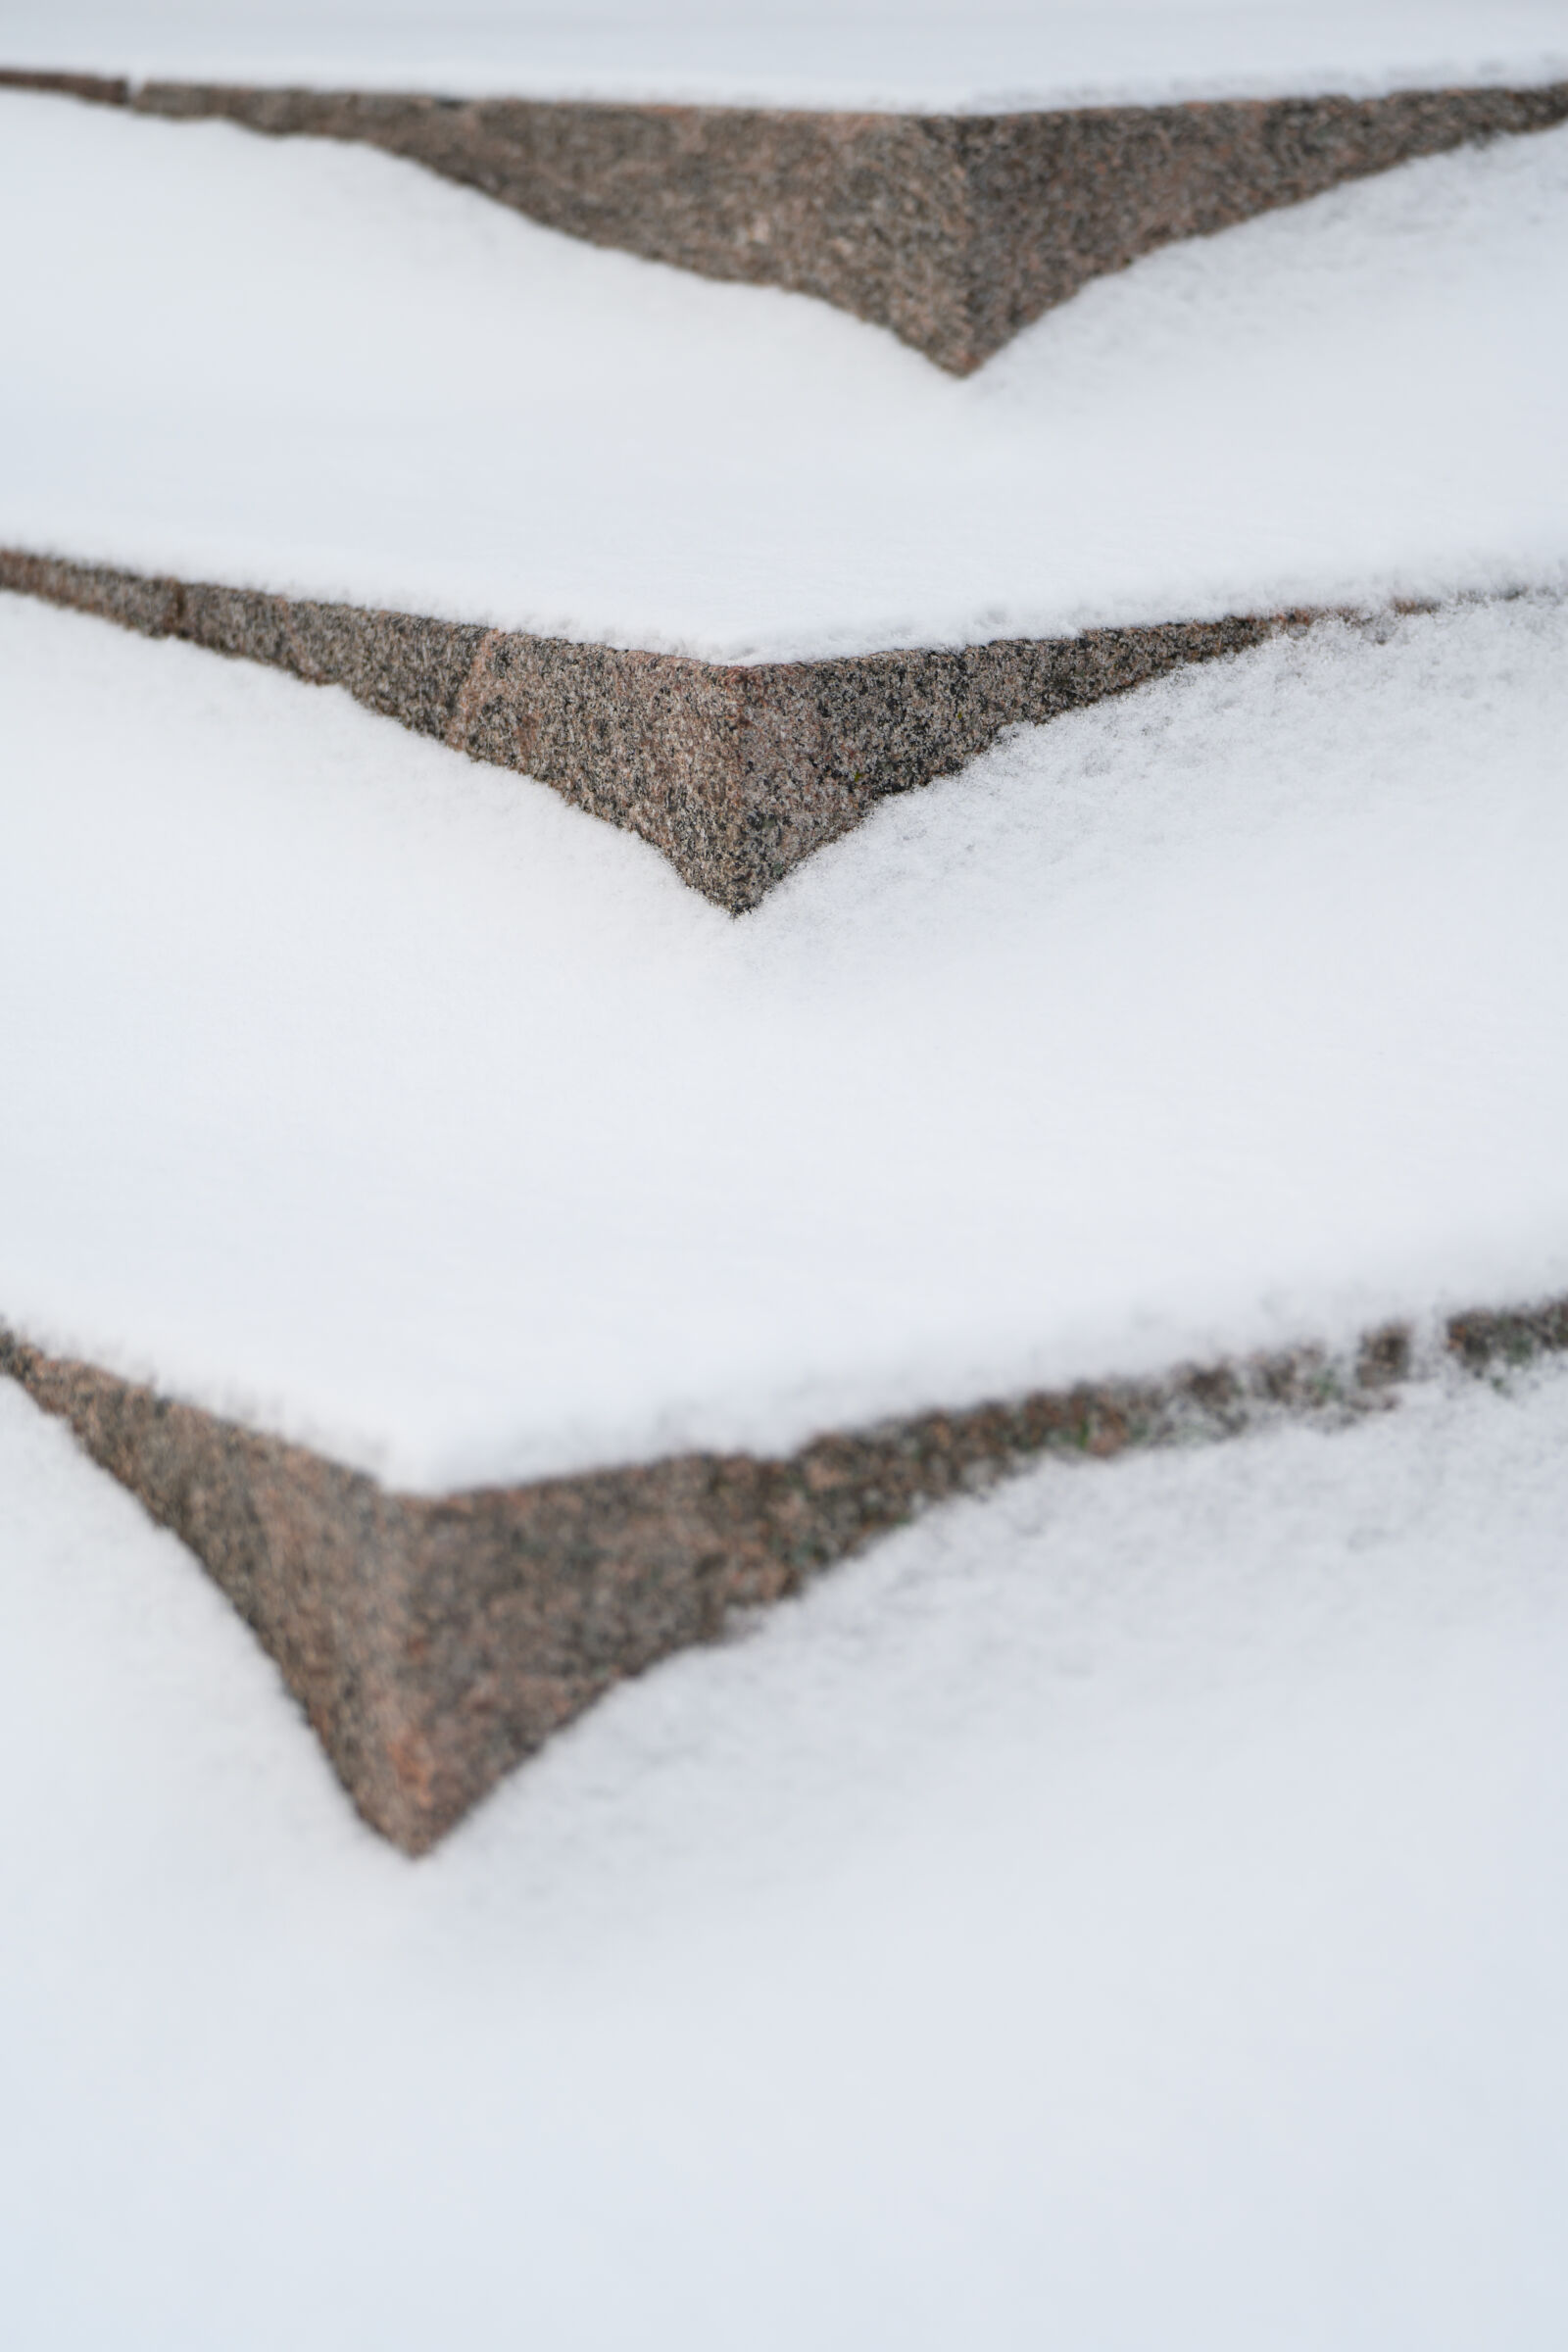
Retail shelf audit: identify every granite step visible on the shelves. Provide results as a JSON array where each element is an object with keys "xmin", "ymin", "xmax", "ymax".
[
  {"xmin": 6, "ymin": 1298, "xmax": 1562, "ymax": 1850},
  {"xmin": 4, "ymin": 64, "xmax": 1565, "ymax": 369},
  {"xmin": 0, "ymin": 548, "xmax": 1310, "ymax": 910}
]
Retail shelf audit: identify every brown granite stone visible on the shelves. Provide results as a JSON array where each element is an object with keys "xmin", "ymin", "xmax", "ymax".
[
  {"xmin": 4, "ymin": 1296, "xmax": 1560, "ymax": 1851},
  {"xmin": 1, "ymin": 548, "xmax": 1315, "ymax": 911},
  {"xmin": 0, "ymin": 66, "xmax": 128, "ymax": 104},
  {"xmin": 5, "ymin": 67, "xmax": 1566, "ymax": 368}
]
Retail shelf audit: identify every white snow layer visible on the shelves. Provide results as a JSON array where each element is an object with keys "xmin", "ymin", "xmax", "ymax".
[
  {"xmin": 3, "ymin": 89, "xmax": 1567, "ymax": 659},
  {"xmin": 5, "ymin": 1352, "xmax": 1568, "ymax": 2348},
  {"xmin": 3, "ymin": 588, "xmax": 1566, "ymax": 1487},
  {"xmin": 3, "ymin": 0, "xmax": 1567, "ymax": 110}
]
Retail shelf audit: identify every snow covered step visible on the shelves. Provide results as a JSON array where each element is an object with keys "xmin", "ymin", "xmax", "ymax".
[
  {"xmin": 6, "ymin": 66, "xmax": 1565, "ymax": 370},
  {"xmin": 6, "ymin": 92, "xmax": 1566, "ymax": 898},
  {"xmin": 3, "ymin": 549, "xmax": 1298, "ymax": 910},
  {"xmin": 6, "ymin": 1, "xmax": 1568, "ymax": 368},
  {"xmin": 7, "ymin": 1298, "xmax": 1565, "ymax": 1852},
  {"xmin": 9, "ymin": 1354, "xmax": 1568, "ymax": 2338},
  {"xmin": 4, "ymin": 589, "xmax": 1566, "ymax": 1843},
  {"xmin": 10, "ymin": 91, "xmax": 1562, "ymax": 649}
]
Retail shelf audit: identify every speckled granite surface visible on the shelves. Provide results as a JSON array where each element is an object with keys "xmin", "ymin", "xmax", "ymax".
[
  {"xmin": 5, "ymin": 1300, "xmax": 1561, "ymax": 1849},
  {"xmin": 1, "ymin": 550, "xmax": 1310, "ymax": 910},
  {"xmin": 4, "ymin": 68, "xmax": 1566, "ymax": 367}
]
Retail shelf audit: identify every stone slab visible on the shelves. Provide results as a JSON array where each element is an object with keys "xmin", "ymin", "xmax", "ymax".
[
  {"xmin": 5, "ymin": 1299, "xmax": 1562, "ymax": 1850},
  {"xmin": 3, "ymin": 67, "xmax": 1566, "ymax": 368},
  {"xmin": 0, "ymin": 548, "xmax": 1315, "ymax": 910}
]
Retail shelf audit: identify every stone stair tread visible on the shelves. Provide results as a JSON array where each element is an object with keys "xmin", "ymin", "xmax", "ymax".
[
  {"xmin": 6, "ymin": 585, "xmax": 1564, "ymax": 1499},
  {"xmin": 5, "ymin": 86, "xmax": 1563, "ymax": 659}
]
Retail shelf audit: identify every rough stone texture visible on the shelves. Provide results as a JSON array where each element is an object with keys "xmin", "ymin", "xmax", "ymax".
[
  {"xmin": 1, "ymin": 548, "xmax": 1307, "ymax": 911},
  {"xmin": 4, "ymin": 66, "xmax": 1566, "ymax": 368},
  {"xmin": 1446, "ymin": 1296, "xmax": 1568, "ymax": 1370},
  {"xmin": 0, "ymin": 67, "xmax": 127, "ymax": 105},
  {"xmin": 4, "ymin": 1298, "xmax": 1559, "ymax": 1851}
]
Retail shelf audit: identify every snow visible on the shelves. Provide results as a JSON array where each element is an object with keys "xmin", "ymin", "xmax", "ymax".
[
  {"xmin": 4, "ymin": 88, "xmax": 1568, "ymax": 659},
  {"xmin": 4, "ymin": 588, "xmax": 1566, "ymax": 1488},
  {"xmin": 5, "ymin": 1348, "xmax": 1568, "ymax": 2348},
  {"xmin": 3, "ymin": 0, "xmax": 1566, "ymax": 110}
]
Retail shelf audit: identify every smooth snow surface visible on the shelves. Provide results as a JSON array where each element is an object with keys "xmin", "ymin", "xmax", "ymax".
[
  {"xmin": 4, "ymin": 0, "xmax": 1567, "ymax": 109},
  {"xmin": 4, "ymin": 90, "xmax": 1568, "ymax": 657},
  {"xmin": 5, "ymin": 1358, "xmax": 1568, "ymax": 2347},
  {"xmin": 4, "ymin": 590, "xmax": 1567, "ymax": 1486}
]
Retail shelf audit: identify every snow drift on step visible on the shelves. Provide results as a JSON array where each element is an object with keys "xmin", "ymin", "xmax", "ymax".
[
  {"xmin": 5, "ymin": 0, "xmax": 1567, "ymax": 110},
  {"xmin": 5, "ymin": 1355, "xmax": 1568, "ymax": 2347},
  {"xmin": 3, "ymin": 590, "xmax": 1565, "ymax": 1487},
  {"xmin": 3, "ymin": 88, "xmax": 1566, "ymax": 658}
]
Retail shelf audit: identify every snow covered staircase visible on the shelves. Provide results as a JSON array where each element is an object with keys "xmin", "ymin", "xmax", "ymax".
[{"xmin": 4, "ymin": 18, "xmax": 1568, "ymax": 1849}]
